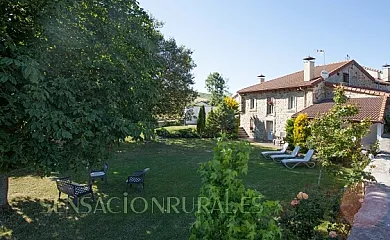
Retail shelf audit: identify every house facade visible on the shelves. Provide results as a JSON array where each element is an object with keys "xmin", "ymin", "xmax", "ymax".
[{"xmin": 237, "ymin": 57, "xmax": 390, "ymax": 148}]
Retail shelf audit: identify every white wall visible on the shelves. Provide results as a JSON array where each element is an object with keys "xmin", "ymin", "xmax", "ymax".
[
  {"xmin": 184, "ymin": 106, "xmax": 216, "ymax": 125},
  {"xmin": 361, "ymin": 123, "xmax": 378, "ymax": 149}
]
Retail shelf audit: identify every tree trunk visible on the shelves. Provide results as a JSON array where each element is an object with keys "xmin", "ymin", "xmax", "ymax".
[{"xmin": 0, "ymin": 174, "xmax": 9, "ymax": 207}]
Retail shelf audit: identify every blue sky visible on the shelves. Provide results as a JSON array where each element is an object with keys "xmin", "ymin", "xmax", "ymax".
[{"xmin": 139, "ymin": 0, "xmax": 390, "ymax": 94}]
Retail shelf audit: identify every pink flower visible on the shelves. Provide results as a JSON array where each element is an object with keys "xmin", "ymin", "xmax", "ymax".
[
  {"xmin": 297, "ymin": 192, "xmax": 309, "ymax": 200},
  {"xmin": 329, "ymin": 231, "xmax": 337, "ymax": 238},
  {"xmin": 291, "ymin": 199, "xmax": 300, "ymax": 206}
]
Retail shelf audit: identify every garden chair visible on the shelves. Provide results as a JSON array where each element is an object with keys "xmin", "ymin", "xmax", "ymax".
[
  {"xmin": 261, "ymin": 143, "xmax": 289, "ymax": 158},
  {"xmin": 281, "ymin": 149, "xmax": 315, "ymax": 169},
  {"xmin": 126, "ymin": 168, "xmax": 150, "ymax": 192},
  {"xmin": 270, "ymin": 146, "xmax": 300, "ymax": 163},
  {"xmin": 89, "ymin": 163, "xmax": 108, "ymax": 184},
  {"xmin": 56, "ymin": 177, "xmax": 95, "ymax": 205}
]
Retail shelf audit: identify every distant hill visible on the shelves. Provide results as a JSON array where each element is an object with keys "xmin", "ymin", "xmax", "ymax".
[
  {"xmin": 194, "ymin": 92, "xmax": 211, "ymax": 105},
  {"xmin": 197, "ymin": 92, "xmax": 211, "ymax": 100}
]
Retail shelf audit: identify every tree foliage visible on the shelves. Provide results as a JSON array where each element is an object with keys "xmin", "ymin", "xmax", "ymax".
[
  {"xmin": 0, "ymin": 0, "xmax": 196, "ymax": 206},
  {"xmin": 190, "ymin": 137, "xmax": 282, "ymax": 240},
  {"xmin": 204, "ymin": 109, "xmax": 219, "ymax": 137},
  {"xmin": 154, "ymin": 38, "xmax": 198, "ymax": 118},
  {"xmin": 293, "ymin": 113, "xmax": 310, "ymax": 151},
  {"xmin": 197, "ymin": 106, "xmax": 206, "ymax": 136},
  {"xmin": 285, "ymin": 118, "xmax": 295, "ymax": 150},
  {"xmin": 205, "ymin": 72, "xmax": 228, "ymax": 106},
  {"xmin": 204, "ymin": 97, "xmax": 239, "ymax": 138},
  {"xmin": 309, "ymin": 86, "xmax": 372, "ymax": 184}
]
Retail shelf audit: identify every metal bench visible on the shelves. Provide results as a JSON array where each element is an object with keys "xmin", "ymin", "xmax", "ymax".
[
  {"xmin": 126, "ymin": 168, "xmax": 150, "ymax": 192},
  {"xmin": 56, "ymin": 177, "xmax": 95, "ymax": 205}
]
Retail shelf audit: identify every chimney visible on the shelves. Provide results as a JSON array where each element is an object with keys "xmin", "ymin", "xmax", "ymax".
[
  {"xmin": 383, "ymin": 64, "xmax": 390, "ymax": 82},
  {"xmin": 303, "ymin": 56, "xmax": 315, "ymax": 81},
  {"xmin": 257, "ymin": 74, "xmax": 265, "ymax": 83}
]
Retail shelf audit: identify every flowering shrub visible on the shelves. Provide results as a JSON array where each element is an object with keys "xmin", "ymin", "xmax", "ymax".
[{"xmin": 279, "ymin": 189, "xmax": 326, "ymax": 239}]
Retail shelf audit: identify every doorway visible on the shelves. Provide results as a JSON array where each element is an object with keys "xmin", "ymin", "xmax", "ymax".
[{"xmin": 266, "ymin": 121, "xmax": 274, "ymax": 141}]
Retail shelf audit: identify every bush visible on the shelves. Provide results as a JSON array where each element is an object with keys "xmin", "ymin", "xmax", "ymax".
[
  {"xmin": 285, "ymin": 118, "xmax": 295, "ymax": 150},
  {"xmin": 190, "ymin": 137, "xmax": 282, "ymax": 239},
  {"xmin": 204, "ymin": 109, "xmax": 219, "ymax": 137},
  {"xmin": 160, "ymin": 120, "xmax": 183, "ymax": 127},
  {"xmin": 368, "ymin": 140, "xmax": 379, "ymax": 157},
  {"xmin": 204, "ymin": 97, "xmax": 239, "ymax": 138},
  {"xmin": 279, "ymin": 187, "xmax": 341, "ymax": 240},
  {"xmin": 293, "ymin": 113, "xmax": 310, "ymax": 151},
  {"xmin": 155, "ymin": 127, "xmax": 199, "ymax": 138}
]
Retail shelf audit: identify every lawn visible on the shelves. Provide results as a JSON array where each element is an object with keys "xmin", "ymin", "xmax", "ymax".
[{"xmin": 1, "ymin": 139, "xmax": 343, "ymax": 240}]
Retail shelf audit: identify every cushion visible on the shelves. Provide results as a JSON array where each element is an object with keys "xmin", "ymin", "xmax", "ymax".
[{"xmin": 90, "ymin": 171, "xmax": 105, "ymax": 177}]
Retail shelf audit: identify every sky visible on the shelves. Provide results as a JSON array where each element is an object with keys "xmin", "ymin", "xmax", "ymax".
[{"xmin": 139, "ymin": 0, "xmax": 390, "ymax": 94}]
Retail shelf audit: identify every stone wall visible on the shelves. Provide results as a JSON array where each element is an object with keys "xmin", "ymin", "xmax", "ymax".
[
  {"xmin": 326, "ymin": 62, "xmax": 390, "ymax": 91},
  {"xmin": 240, "ymin": 89, "xmax": 310, "ymax": 140},
  {"xmin": 239, "ymin": 61, "xmax": 390, "ymax": 141}
]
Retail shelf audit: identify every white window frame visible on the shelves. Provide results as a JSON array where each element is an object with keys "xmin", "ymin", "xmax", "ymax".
[{"xmin": 288, "ymin": 96, "xmax": 295, "ymax": 109}]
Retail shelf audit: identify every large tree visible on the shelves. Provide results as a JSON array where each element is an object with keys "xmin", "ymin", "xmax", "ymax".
[
  {"xmin": 0, "ymin": 0, "xmax": 196, "ymax": 207},
  {"xmin": 205, "ymin": 72, "xmax": 228, "ymax": 106},
  {"xmin": 154, "ymin": 38, "xmax": 198, "ymax": 119}
]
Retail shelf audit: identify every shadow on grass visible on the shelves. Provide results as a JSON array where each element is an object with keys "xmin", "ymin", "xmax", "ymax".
[{"xmin": 0, "ymin": 197, "xmax": 87, "ymax": 240}]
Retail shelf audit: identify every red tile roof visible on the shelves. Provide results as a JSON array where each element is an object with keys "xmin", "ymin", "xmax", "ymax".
[
  {"xmin": 325, "ymin": 83, "xmax": 390, "ymax": 96},
  {"xmin": 292, "ymin": 97, "xmax": 387, "ymax": 123},
  {"xmin": 238, "ymin": 60, "xmax": 352, "ymax": 94}
]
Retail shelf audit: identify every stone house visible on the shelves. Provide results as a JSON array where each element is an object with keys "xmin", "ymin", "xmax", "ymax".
[{"xmin": 237, "ymin": 57, "xmax": 390, "ymax": 148}]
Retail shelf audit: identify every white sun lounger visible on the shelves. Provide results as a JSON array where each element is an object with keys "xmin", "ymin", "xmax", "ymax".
[
  {"xmin": 281, "ymin": 149, "xmax": 315, "ymax": 169},
  {"xmin": 261, "ymin": 143, "xmax": 289, "ymax": 158},
  {"xmin": 270, "ymin": 146, "xmax": 300, "ymax": 162}
]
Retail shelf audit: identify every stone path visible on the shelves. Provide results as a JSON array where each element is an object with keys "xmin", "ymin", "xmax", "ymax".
[{"xmin": 348, "ymin": 154, "xmax": 390, "ymax": 239}]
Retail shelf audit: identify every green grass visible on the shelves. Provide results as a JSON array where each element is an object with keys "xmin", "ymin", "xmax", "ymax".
[
  {"xmin": 160, "ymin": 125, "xmax": 196, "ymax": 131},
  {"xmin": 1, "ymin": 139, "xmax": 344, "ymax": 240}
]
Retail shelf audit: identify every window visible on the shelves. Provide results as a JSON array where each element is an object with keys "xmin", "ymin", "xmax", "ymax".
[
  {"xmin": 250, "ymin": 98, "xmax": 255, "ymax": 109},
  {"xmin": 288, "ymin": 96, "xmax": 295, "ymax": 109},
  {"xmin": 343, "ymin": 73, "xmax": 350, "ymax": 84},
  {"xmin": 266, "ymin": 97, "xmax": 274, "ymax": 115}
]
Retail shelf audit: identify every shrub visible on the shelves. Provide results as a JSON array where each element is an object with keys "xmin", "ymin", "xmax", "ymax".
[
  {"xmin": 197, "ymin": 105, "xmax": 206, "ymax": 137},
  {"xmin": 190, "ymin": 137, "xmax": 282, "ymax": 239},
  {"xmin": 293, "ymin": 113, "xmax": 310, "ymax": 151},
  {"xmin": 204, "ymin": 109, "xmax": 219, "ymax": 137},
  {"xmin": 155, "ymin": 127, "xmax": 199, "ymax": 138},
  {"xmin": 368, "ymin": 140, "xmax": 379, "ymax": 157},
  {"xmin": 285, "ymin": 118, "xmax": 295, "ymax": 150},
  {"xmin": 279, "ymin": 188, "xmax": 329, "ymax": 239}
]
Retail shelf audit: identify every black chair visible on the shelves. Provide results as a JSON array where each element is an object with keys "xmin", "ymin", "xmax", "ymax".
[
  {"xmin": 56, "ymin": 177, "xmax": 94, "ymax": 205},
  {"xmin": 89, "ymin": 163, "xmax": 108, "ymax": 184},
  {"xmin": 126, "ymin": 168, "xmax": 150, "ymax": 192}
]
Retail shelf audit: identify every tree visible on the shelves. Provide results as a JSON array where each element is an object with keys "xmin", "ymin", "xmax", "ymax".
[
  {"xmin": 309, "ymin": 86, "xmax": 372, "ymax": 185},
  {"xmin": 0, "ymin": 0, "xmax": 194, "ymax": 207},
  {"xmin": 284, "ymin": 118, "xmax": 295, "ymax": 151},
  {"xmin": 197, "ymin": 106, "xmax": 206, "ymax": 136},
  {"xmin": 293, "ymin": 114, "xmax": 310, "ymax": 151},
  {"xmin": 154, "ymin": 38, "xmax": 198, "ymax": 119},
  {"xmin": 204, "ymin": 109, "xmax": 219, "ymax": 137},
  {"xmin": 190, "ymin": 137, "xmax": 282, "ymax": 239},
  {"xmin": 205, "ymin": 72, "xmax": 228, "ymax": 106},
  {"xmin": 216, "ymin": 97, "xmax": 239, "ymax": 135}
]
